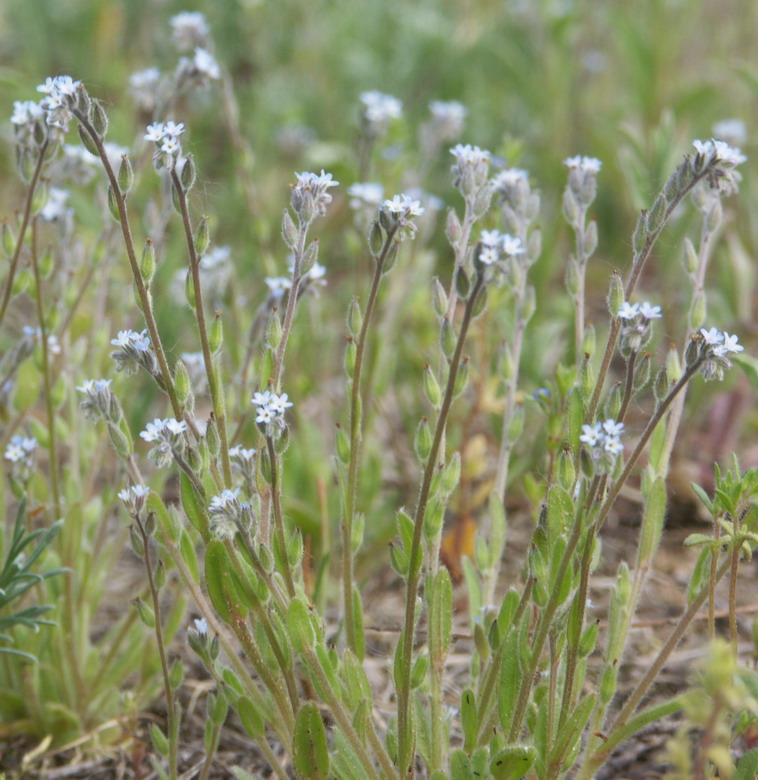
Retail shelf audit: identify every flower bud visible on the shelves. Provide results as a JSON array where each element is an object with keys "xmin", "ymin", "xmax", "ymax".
[
  {"xmin": 118, "ymin": 154, "xmax": 134, "ymax": 197},
  {"xmin": 89, "ymin": 99, "xmax": 109, "ymax": 139},
  {"xmin": 205, "ymin": 416, "xmax": 221, "ymax": 458},
  {"xmin": 209, "ymin": 314, "xmax": 223, "ymax": 354},
  {"xmin": 344, "ymin": 337, "xmax": 356, "ymax": 377},
  {"xmin": 607, "ymin": 271, "xmax": 624, "ymax": 318},
  {"xmin": 432, "ymin": 277, "xmax": 448, "ymax": 318},
  {"xmin": 368, "ymin": 220, "xmax": 383, "ymax": 257},
  {"xmin": 441, "ymin": 452, "xmax": 461, "ymax": 494},
  {"xmin": 453, "ymin": 356, "xmax": 469, "ymax": 398},
  {"xmin": 78, "ymin": 124, "xmax": 99, "ymax": 156},
  {"xmin": 107, "ymin": 185, "xmax": 120, "ymax": 222},
  {"xmin": 580, "ymin": 354, "xmax": 594, "ymax": 399},
  {"xmin": 633, "ymin": 352, "xmax": 652, "ymax": 393},
  {"xmin": 347, "ymin": 298, "xmax": 363, "ymax": 338},
  {"xmin": 184, "ymin": 269, "xmax": 196, "ymax": 310},
  {"xmin": 335, "ymin": 424, "xmax": 350, "ymax": 464},
  {"xmin": 604, "ymin": 381, "xmax": 622, "ymax": 421},
  {"xmin": 688, "ymin": 291, "xmax": 706, "ymax": 331},
  {"xmin": 174, "ymin": 360, "xmax": 191, "ymax": 404},
  {"xmin": 423, "ymin": 364, "xmax": 442, "ymax": 408},
  {"xmin": 632, "ymin": 211, "xmax": 648, "ymax": 255},
  {"xmin": 1, "ymin": 220, "xmax": 16, "ymax": 257},
  {"xmin": 584, "ymin": 219, "xmax": 598, "ymax": 257},
  {"xmin": 266, "ymin": 310, "xmax": 282, "ymax": 349},
  {"xmin": 301, "ymin": 239, "xmax": 319, "ymax": 275},
  {"xmin": 562, "ymin": 187, "xmax": 579, "ymax": 226},
  {"xmin": 180, "ymin": 154, "xmax": 196, "ymax": 191},
  {"xmin": 653, "ymin": 367, "xmax": 669, "ymax": 402},
  {"xmin": 414, "ymin": 417, "xmax": 432, "ymax": 462},
  {"xmin": 668, "ymin": 345, "xmax": 683, "ymax": 381},
  {"xmin": 682, "ymin": 237, "xmax": 698, "ymax": 276},
  {"xmin": 684, "ymin": 338, "xmax": 700, "ymax": 369},
  {"xmin": 134, "ymin": 597, "xmax": 156, "ymax": 629},
  {"xmin": 440, "ymin": 319, "xmax": 457, "ymax": 360},
  {"xmin": 557, "ymin": 448, "xmax": 575, "ymax": 491},
  {"xmin": 108, "ymin": 421, "xmax": 132, "ymax": 460},
  {"xmin": 445, "ymin": 209, "xmax": 462, "ymax": 246},
  {"xmin": 141, "ymin": 238, "xmax": 156, "ymax": 284},
  {"xmin": 582, "ymin": 322, "xmax": 596, "ymax": 357},
  {"xmin": 194, "ymin": 216, "xmax": 210, "ymax": 257},
  {"xmin": 565, "ymin": 257, "xmax": 580, "ymax": 297},
  {"xmin": 281, "ymin": 209, "xmax": 298, "ymax": 249},
  {"xmin": 507, "ymin": 404, "xmax": 524, "ymax": 443},
  {"xmin": 646, "ymin": 194, "xmax": 667, "ymax": 233}
]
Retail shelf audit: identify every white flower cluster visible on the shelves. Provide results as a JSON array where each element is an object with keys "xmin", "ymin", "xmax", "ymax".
[
  {"xmin": 348, "ymin": 182, "xmax": 384, "ymax": 210},
  {"xmin": 692, "ymin": 139, "xmax": 746, "ymax": 168},
  {"xmin": 11, "ymin": 100, "xmax": 45, "ymax": 146},
  {"xmin": 4, "ymin": 434, "xmax": 37, "ymax": 464},
  {"xmin": 290, "ymin": 170, "xmax": 339, "ymax": 224},
  {"xmin": 209, "ymin": 487, "xmax": 254, "ymax": 539},
  {"xmin": 110, "ymin": 329, "xmax": 157, "ymax": 376},
  {"xmin": 382, "ymin": 194, "xmax": 425, "ymax": 218},
  {"xmin": 170, "ymin": 11, "xmax": 211, "ymax": 50},
  {"xmin": 177, "ymin": 47, "xmax": 221, "ymax": 86},
  {"xmin": 117, "ymin": 484, "xmax": 151, "ymax": 514},
  {"xmin": 36, "ymin": 75, "xmax": 82, "ymax": 130},
  {"xmin": 477, "ymin": 229, "xmax": 526, "ymax": 266},
  {"xmin": 428, "ymin": 100, "xmax": 467, "ymax": 142},
  {"xmin": 251, "ymin": 390, "xmax": 293, "ymax": 431},
  {"xmin": 22, "ymin": 326, "xmax": 62, "ymax": 355},
  {"xmin": 360, "ymin": 91, "xmax": 402, "ymax": 135},
  {"xmin": 128, "ymin": 67, "xmax": 161, "ymax": 112},
  {"xmin": 379, "ymin": 194, "xmax": 426, "ymax": 242},
  {"xmin": 229, "ymin": 444, "xmax": 256, "ymax": 473},
  {"xmin": 76, "ymin": 378, "xmax": 117, "ymax": 422},
  {"xmin": 140, "ymin": 418, "xmax": 188, "ymax": 467},
  {"xmin": 450, "ymin": 144, "xmax": 492, "ymax": 197},
  {"xmin": 617, "ymin": 300, "xmax": 662, "ymax": 354},
  {"xmin": 144, "ymin": 120, "xmax": 185, "ymax": 163},
  {"xmin": 564, "ymin": 155, "xmax": 602, "ymax": 174},
  {"xmin": 580, "ymin": 419, "xmax": 625, "ymax": 472},
  {"xmin": 265, "ymin": 262, "xmax": 327, "ymax": 299},
  {"xmin": 618, "ymin": 301, "xmax": 662, "ymax": 320},
  {"xmin": 699, "ymin": 327, "xmax": 744, "ymax": 382}
]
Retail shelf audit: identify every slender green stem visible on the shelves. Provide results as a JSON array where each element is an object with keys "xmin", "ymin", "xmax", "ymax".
[
  {"xmin": 342, "ymin": 227, "xmax": 397, "ymax": 654},
  {"xmin": 170, "ymin": 171, "xmax": 233, "ymax": 487},
  {"xmin": 608, "ymin": 556, "xmax": 731, "ymax": 733},
  {"xmin": 72, "ymin": 109, "xmax": 185, "ymax": 423},
  {"xmin": 587, "ymin": 169, "xmax": 711, "ymax": 422},
  {"xmin": 0, "ymin": 139, "xmax": 49, "ymax": 329},
  {"xmin": 301, "ymin": 643, "xmax": 385, "ymax": 780},
  {"xmin": 397, "ymin": 273, "xmax": 485, "ymax": 773},
  {"xmin": 266, "ymin": 435, "xmax": 296, "ymax": 597},
  {"xmin": 136, "ymin": 513, "xmax": 177, "ymax": 780},
  {"xmin": 508, "ymin": 359, "xmax": 703, "ymax": 741}
]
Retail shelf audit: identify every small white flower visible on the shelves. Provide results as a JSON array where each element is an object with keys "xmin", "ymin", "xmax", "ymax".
[
  {"xmin": 478, "ymin": 246, "xmax": 499, "ymax": 265},
  {"xmin": 717, "ymin": 331, "xmax": 745, "ymax": 353},
  {"xmin": 602, "ymin": 419, "xmax": 624, "ymax": 438},
  {"xmin": 450, "ymin": 143, "xmax": 491, "ymax": 165},
  {"xmin": 564, "ymin": 155, "xmax": 602, "ymax": 174},
  {"xmin": 639, "ymin": 301, "xmax": 662, "ymax": 320},
  {"xmin": 210, "ymin": 488, "xmax": 241, "ymax": 512},
  {"xmin": 193, "ymin": 617, "xmax": 209, "ymax": 634},
  {"xmin": 700, "ymin": 327, "xmax": 724, "ymax": 346},
  {"xmin": 165, "ymin": 419, "xmax": 188, "ymax": 436},
  {"xmin": 163, "ymin": 121, "xmax": 185, "ymax": 138},
  {"xmin": 255, "ymin": 406, "xmax": 274, "ymax": 424},
  {"xmin": 251, "ymin": 390, "xmax": 272, "ymax": 407},
  {"xmin": 140, "ymin": 419, "xmax": 166, "ymax": 442},
  {"xmin": 603, "ymin": 437, "xmax": 623, "ymax": 456},
  {"xmin": 502, "ymin": 235, "xmax": 526, "ymax": 256},
  {"xmin": 144, "ymin": 122, "xmax": 165, "ymax": 142},
  {"xmin": 618, "ymin": 301, "xmax": 640, "ymax": 320},
  {"xmin": 492, "ymin": 168, "xmax": 529, "ymax": 188},
  {"xmin": 480, "ymin": 229, "xmax": 501, "ymax": 247},
  {"xmin": 579, "ymin": 423, "xmax": 602, "ymax": 447},
  {"xmin": 161, "ymin": 137, "xmax": 180, "ymax": 156},
  {"xmin": 193, "ymin": 48, "xmax": 221, "ymax": 80},
  {"xmin": 382, "ymin": 194, "xmax": 425, "ymax": 217},
  {"xmin": 360, "ymin": 91, "xmax": 403, "ymax": 124},
  {"xmin": 268, "ymin": 393, "xmax": 294, "ymax": 415}
]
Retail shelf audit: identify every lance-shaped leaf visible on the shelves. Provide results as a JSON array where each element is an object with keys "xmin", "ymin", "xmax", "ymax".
[
  {"xmin": 293, "ymin": 701, "xmax": 330, "ymax": 780},
  {"xmin": 490, "ymin": 745, "xmax": 536, "ymax": 780}
]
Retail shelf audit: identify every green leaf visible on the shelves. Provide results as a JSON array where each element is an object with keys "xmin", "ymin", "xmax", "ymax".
[
  {"xmin": 429, "ymin": 568, "xmax": 452, "ymax": 667},
  {"xmin": 204, "ymin": 540, "xmax": 233, "ymax": 623},
  {"xmin": 351, "ymin": 585, "xmax": 365, "ymax": 661},
  {"xmin": 179, "ymin": 530, "xmax": 199, "ymax": 582},
  {"xmin": 549, "ymin": 693, "xmax": 596, "ymax": 768},
  {"xmin": 691, "ymin": 482, "xmax": 714, "ymax": 514},
  {"xmin": 288, "ymin": 598, "xmax": 315, "ymax": 654},
  {"xmin": 461, "ymin": 688, "xmax": 478, "ymax": 754},
  {"xmin": 147, "ymin": 491, "xmax": 177, "ymax": 543},
  {"xmin": 547, "ymin": 485, "xmax": 574, "ymax": 538},
  {"xmin": 293, "ymin": 702, "xmax": 330, "ymax": 780},
  {"xmin": 450, "ymin": 748, "xmax": 472, "ymax": 780},
  {"xmin": 568, "ymin": 388, "xmax": 584, "ymax": 452},
  {"xmin": 181, "ymin": 471, "xmax": 209, "ymax": 542},
  {"xmin": 490, "ymin": 745, "xmax": 536, "ymax": 780},
  {"xmin": 734, "ymin": 747, "xmax": 758, "ymax": 779},
  {"xmin": 638, "ymin": 477, "xmax": 666, "ymax": 566},
  {"xmin": 489, "ymin": 491, "xmax": 507, "ymax": 567},
  {"xmin": 236, "ymin": 696, "xmax": 264, "ymax": 738},
  {"xmin": 461, "ymin": 556, "xmax": 482, "ymax": 626}
]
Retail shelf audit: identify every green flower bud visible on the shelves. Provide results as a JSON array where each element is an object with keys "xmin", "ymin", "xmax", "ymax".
[
  {"xmin": 440, "ymin": 319, "xmax": 457, "ymax": 360},
  {"xmin": 209, "ymin": 314, "xmax": 223, "ymax": 354},
  {"xmin": 78, "ymin": 123, "xmax": 99, "ymax": 156},
  {"xmin": 445, "ymin": 209, "xmax": 462, "ymax": 246},
  {"xmin": 653, "ymin": 367, "xmax": 669, "ymax": 402},
  {"xmin": 582, "ymin": 322, "xmax": 596, "ymax": 357},
  {"xmin": 1, "ymin": 220, "xmax": 16, "ymax": 257},
  {"xmin": 689, "ymin": 291, "xmax": 706, "ymax": 331},
  {"xmin": 414, "ymin": 417, "xmax": 432, "ymax": 462},
  {"xmin": 607, "ymin": 271, "xmax": 624, "ymax": 318},
  {"xmin": 205, "ymin": 416, "xmax": 221, "ymax": 457},
  {"xmin": 141, "ymin": 238, "xmax": 156, "ymax": 284},
  {"xmin": 584, "ymin": 218, "xmax": 598, "ymax": 257},
  {"xmin": 180, "ymin": 154, "xmax": 196, "ymax": 191},
  {"xmin": 335, "ymin": 424, "xmax": 350, "ymax": 464},
  {"xmin": 632, "ymin": 211, "xmax": 648, "ymax": 255},
  {"xmin": 184, "ymin": 270, "xmax": 195, "ymax": 310},
  {"xmin": 266, "ymin": 310, "xmax": 282, "ymax": 350},
  {"xmin": 453, "ymin": 356, "xmax": 469, "ymax": 398},
  {"xmin": 194, "ymin": 216, "xmax": 210, "ymax": 257},
  {"xmin": 89, "ymin": 99, "xmax": 109, "ymax": 138},
  {"xmin": 107, "ymin": 185, "xmax": 120, "ymax": 221},
  {"xmin": 682, "ymin": 237, "xmax": 698, "ymax": 276},
  {"xmin": 344, "ymin": 337, "xmax": 356, "ymax": 377},
  {"xmin": 282, "ymin": 209, "xmax": 298, "ymax": 249},
  {"xmin": 557, "ymin": 448, "xmax": 575, "ymax": 491},
  {"xmin": 565, "ymin": 257, "xmax": 580, "ymax": 298},
  {"xmin": 423, "ymin": 364, "xmax": 442, "ymax": 408},
  {"xmin": 154, "ymin": 559, "xmax": 167, "ymax": 590},
  {"xmin": 368, "ymin": 220, "xmax": 383, "ymax": 257},
  {"xmin": 347, "ymin": 298, "xmax": 363, "ymax": 337},
  {"xmin": 118, "ymin": 154, "xmax": 134, "ymax": 196},
  {"xmin": 432, "ymin": 277, "xmax": 448, "ymax": 318},
  {"xmin": 441, "ymin": 452, "xmax": 461, "ymax": 495},
  {"xmin": 133, "ymin": 597, "xmax": 154, "ymax": 627},
  {"xmin": 646, "ymin": 194, "xmax": 667, "ymax": 233},
  {"xmin": 301, "ymin": 239, "xmax": 319, "ymax": 275}
]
